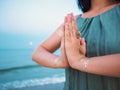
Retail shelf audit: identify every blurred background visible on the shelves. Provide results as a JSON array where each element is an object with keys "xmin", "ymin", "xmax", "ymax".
[{"xmin": 0, "ymin": 0, "xmax": 80, "ymax": 89}]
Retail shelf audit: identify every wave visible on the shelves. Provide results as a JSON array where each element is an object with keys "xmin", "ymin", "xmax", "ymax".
[
  {"xmin": 0, "ymin": 65, "xmax": 40, "ymax": 73},
  {"xmin": 0, "ymin": 75, "xmax": 65, "ymax": 90}
]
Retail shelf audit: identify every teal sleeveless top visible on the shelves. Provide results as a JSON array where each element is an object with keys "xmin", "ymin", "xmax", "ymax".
[{"xmin": 63, "ymin": 5, "xmax": 120, "ymax": 90}]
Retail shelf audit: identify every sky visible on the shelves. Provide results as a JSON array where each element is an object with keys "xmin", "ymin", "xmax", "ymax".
[{"xmin": 0, "ymin": 0, "xmax": 81, "ymax": 49}]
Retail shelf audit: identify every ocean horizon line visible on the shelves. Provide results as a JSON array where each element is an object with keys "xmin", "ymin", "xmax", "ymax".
[{"xmin": 0, "ymin": 64, "xmax": 40, "ymax": 73}]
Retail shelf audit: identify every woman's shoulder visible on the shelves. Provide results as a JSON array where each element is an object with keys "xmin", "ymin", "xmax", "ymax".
[
  {"xmin": 97, "ymin": 3, "xmax": 120, "ymax": 18},
  {"xmin": 103, "ymin": 3, "xmax": 120, "ymax": 15},
  {"xmin": 100, "ymin": 3, "xmax": 120, "ymax": 20},
  {"xmin": 76, "ymin": 3, "xmax": 120, "ymax": 19}
]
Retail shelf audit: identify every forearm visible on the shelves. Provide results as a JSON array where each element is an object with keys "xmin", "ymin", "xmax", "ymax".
[
  {"xmin": 32, "ymin": 46, "xmax": 69, "ymax": 68},
  {"xmin": 72, "ymin": 54, "xmax": 120, "ymax": 77}
]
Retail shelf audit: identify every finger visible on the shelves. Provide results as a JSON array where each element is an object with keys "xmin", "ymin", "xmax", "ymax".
[
  {"xmin": 60, "ymin": 33, "xmax": 65, "ymax": 52},
  {"xmin": 79, "ymin": 38, "xmax": 82, "ymax": 45},
  {"xmin": 67, "ymin": 13, "xmax": 76, "ymax": 38},
  {"xmin": 79, "ymin": 38, "xmax": 84, "ymax": 46},
  {"xmin": 67, "ymin": 14, "xmax": 72, "ymax": 23},
  {"xmin": 73, "ymin": 17, "xmax": 78, "ymax": 31},
  {"xmin": 67, "ymin": 14, "xmax": 73, "ymax": 37},
  {"xmin": 55, "ymin": 23, "xmax": 64, "ymax": 37},
  {"xmin": 72, "ymin": 17, "xmax": 79, "ymax": 39},
  {"xmin": 82, "ymin": 38, "xmax": 86, "ymax": 47},
  {"xmin": 71, "ymin": 14, "xmax": 77, "ymax": 31},
  {"xmin": 64, "ymin": 16, "xmax": 67, "ymax": 24},
  {"xmin": 65, "ymin": 23, "xmax": 70, "ymax": 41},
  {"xmin": 62, "ymin": 28, "xmax": 65, "ymax": 44},
  {"xmin": 70, "ymin": 13, "xmax": 75, "ymax": 36},
  {"xmin": 80, "ymin": 38, "xmax": 86, "ymax": 48},
  {"xmin": 61, "ymin": 31, "xmax": 64, "ymax": 46}
]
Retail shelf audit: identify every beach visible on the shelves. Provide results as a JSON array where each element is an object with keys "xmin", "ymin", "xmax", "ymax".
[{"xmin": 17, "ymin": 83, "xmax": 64, "ymax": 90}]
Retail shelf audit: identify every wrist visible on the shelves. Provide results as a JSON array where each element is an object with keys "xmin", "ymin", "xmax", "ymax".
[
  {"xmin": 54, "ymin": 56, "xmax": 69, "ymax": 68},
  {"xmin": 53, "ymin": 57, "xmax": 61, "ymax": 68},
  {"xmin": 69, "ymin": 55, "xmax": 86, "ymax": 65},
  {"xmin": 60, "ymin": 56, "xmax": 70, "ymax": 68},
  {"xmin": 70, "ymin": 56, "xmax": 90, "ymax": 71},
  {"xmin": 79, "ymin": 57, "xmax": 90, "ymax": 72}
]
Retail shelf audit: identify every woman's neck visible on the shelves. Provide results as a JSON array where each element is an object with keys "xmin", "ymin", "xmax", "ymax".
[
  {"xmin": 90, "ymin": 0, "xmax": 118, "ymax": 10},
  {"xmin": 81, "ymin": 0, "xmax": 120, "ymax": 18}
]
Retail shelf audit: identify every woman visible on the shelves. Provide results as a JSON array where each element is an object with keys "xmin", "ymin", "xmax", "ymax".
[{"xmin": 32, "ymin": 0, "xmax": 120, "ymax": 90}]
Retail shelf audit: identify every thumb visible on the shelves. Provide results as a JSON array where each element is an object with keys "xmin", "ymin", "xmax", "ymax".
[
  {"xmin": 81, "ymin": 38, "xmax": 86, "ymax": 47},
  {"xmin": 79, "ymin": 38, "xmax": 86, "ymax": 46}
]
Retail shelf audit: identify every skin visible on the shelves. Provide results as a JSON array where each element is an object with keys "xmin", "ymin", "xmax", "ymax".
[{"xmin": 32, "ymin": 0, "xmax": 120, "ymax": 77}]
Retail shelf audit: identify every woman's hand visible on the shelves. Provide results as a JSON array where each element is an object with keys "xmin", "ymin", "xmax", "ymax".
[
  {"xmin": 64, "ymin": 13, "xmax": 86, "ymax": 66},
  {"xmin": 59, "ymin": 30, "xmax": 69, "ymax": 67}
]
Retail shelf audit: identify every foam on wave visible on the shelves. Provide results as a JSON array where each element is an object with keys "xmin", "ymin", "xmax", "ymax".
[{"xmin": 0, "ymin": 75, "xmax": 65, "ymax": 90}]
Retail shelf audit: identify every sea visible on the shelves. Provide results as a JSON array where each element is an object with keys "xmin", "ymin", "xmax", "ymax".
[{"xmin": 0, "ymin": 49, "xmax": 65, "ymax": 90}]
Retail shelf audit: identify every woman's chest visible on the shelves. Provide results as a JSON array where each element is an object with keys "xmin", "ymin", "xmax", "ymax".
[
  {"xmin": 86, "ymin": 27, "xmax": 120, "ymax": 56},
  {"xmin": 77, "ymin": 17, "xmax": 120, "ymax": 56}
]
